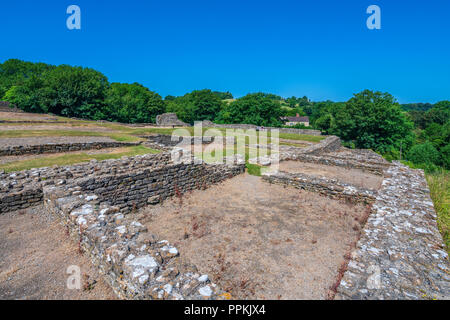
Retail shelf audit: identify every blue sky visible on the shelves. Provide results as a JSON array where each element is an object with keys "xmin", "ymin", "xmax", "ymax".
[{"xmin": 1, "ymin": 0, "xmax": 449, "ymax": 103}]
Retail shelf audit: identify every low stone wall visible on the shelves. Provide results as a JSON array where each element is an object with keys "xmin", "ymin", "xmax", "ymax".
[
  {"xmin": 142, "ymin": 135, "xmax": 214, "ymax": 147},
  {"xmin": 280, "ymin": 153, "xmax": 389, "ymax": 176},
  {"xmin": 262, "ymin": 171, "xmax": 377, "ymax": 205},
  {"xmin": 0, "ymin": 153, "xmax": 174, "ymax": 213},
  {"xmin": 0, "ymin": 141, "xmax": 141, "ymax": 157},
  {"xmin": 0, "ymin": 186, "xmax": 43, "ymax": 213},
  {"xmin": 73, "ymin": 160, "xmax": 245, "ymax": 214},
  {"xmin": 299, "ymin": 136, "xmax": 341, "ymax": 155},
  {"xmin": 201, "ymin": 120, "xmax": 322, "ymax": 136},
  {"xmin": 43, "ymin": 156, "xmax": 245, "ymax": 299},
  {"xmin": 0, "ymin": 101, "xmax": 22, "ymax": 112},
  {"xmin": 335, "ymin": 163, "xmax": 449, "ymax": 300},
  {"xmin": 279, "ymin": 143, "xmax": 389, "ymax": 176}
]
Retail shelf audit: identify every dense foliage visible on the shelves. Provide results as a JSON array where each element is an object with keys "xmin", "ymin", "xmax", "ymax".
[
  {"xmin": 216, "ymin": 93, "xmax": 283, "ymax": 127},
  {"xmin": 104, "ymin": 83, "xmax": 165, "ymax": 123},
  {"xmin": 166, "ymin": 89, "xmax": 224, "ymax": 124}
]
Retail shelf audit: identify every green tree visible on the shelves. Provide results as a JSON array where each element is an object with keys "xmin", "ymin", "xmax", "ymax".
[
  {"xmin": 4, "ymin": 64, "xmax": 109, "ymax": 119},
  {"xmin": 105, "ymin": 82, "xmax": 165, "ymax": 123},
  {"xmin": 0, "ymin": 59, "xmax": 54, "ymax": 98},
  {"xmin": 212, "ymin": 91, "xmax": 233, "ymax": 100},
  {"xmin": 407, "ymin": 142, "xmax": 441, "ymax": 166},
  {"xmin": 42, "ymin": 65, "xmax": 109, "ymax": 119},
  {"xmin": 166, "ymin": 89, "xmax": 224, "ymax": 124},
  {"xmin": 216, "ymin": 93, "xmax": 283, "ymax": 126},
  {"xmin": 329, "ymin": 90, "xmax": 415, "ymax": 154}
]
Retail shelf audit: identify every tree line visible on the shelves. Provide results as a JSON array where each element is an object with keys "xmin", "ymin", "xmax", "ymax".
[{"xmin": 1, "ymin": 59, "xmax": 448, "ymax": 170}]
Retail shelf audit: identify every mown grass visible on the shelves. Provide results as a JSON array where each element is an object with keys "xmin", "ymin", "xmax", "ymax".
[
  {"xmin": 425, "ymin": 170, "xmax": 449, "ymax": 253},
  {"xmin": 0, "ymin": 145, "xmax": 160, "ymax": 173},
  {"xmin": 0, "ymin": 129, "xmax": 143, "ymax": 142},
  {"xmin": 195, "ymin": 145, "xmax": 275, "ymax": 177},
  {"xmin": 246, "ymin": 163, "xmax": 262, "ymax": 176}
]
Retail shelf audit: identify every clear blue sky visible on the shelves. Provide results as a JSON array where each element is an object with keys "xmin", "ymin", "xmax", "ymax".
[{"xmin": 1, "ymin": 0, "xmax": 449, "ymax": 103}]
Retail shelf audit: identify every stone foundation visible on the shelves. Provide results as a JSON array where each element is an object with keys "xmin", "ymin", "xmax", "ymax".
[
  {"xmin": 335, "ymin": 163, "xmax": 449, "ymax": 300},
  {"xmin": 42, "ymin": 154, "xmax": 245, "ymax": 300},
  {"xmin": 201, "ymin": 120, "xmax": 322, "ymax": 136},
  {"xmin": 262, "ymin": 171, "xmax": 376, "ymax": 205},
  {"xmin": 0, "ymin": 141, "xmax": 141, "ymax": 156}
]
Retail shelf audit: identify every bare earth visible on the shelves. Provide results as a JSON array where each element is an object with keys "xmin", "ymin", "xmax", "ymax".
[
  {"xmin": 139, "ymin": 173, "xmax": 369, "ymax": 300},
  {"xmin": 0, "ymin": 206, "xmax": 116, "ymax": 300},
  {"xmin": 279, "ymin": 160, "xmax": 383, "ymax": 190}
]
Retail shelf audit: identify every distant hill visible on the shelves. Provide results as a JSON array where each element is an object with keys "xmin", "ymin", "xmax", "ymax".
[{"xmin": 401, "ymin": 103, "xmax": 435, "ymax": 112}]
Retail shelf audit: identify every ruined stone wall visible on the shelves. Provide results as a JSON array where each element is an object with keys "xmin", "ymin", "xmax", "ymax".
[
  {"xmin": 279, "ymin": 142, "xmax": 389, "ymax": 176},
  {"xmin": 201, "ymin": 120, "xmax": 322, "ymax": 136},
  {"xmin": 262, "ymin": 171, "xmax": 376, "ymax": 205},
  {"xmin": 0, "ymin": 141, "xmax": 141, "ymax": 156},
  {"xmin": 73, "ymin": 161, "xmax": 245, "ymax": 213},
  {"xmin": 142, "ymin": 135, "xmax": 214, "ymax": 147},
  {"xmin": 44, "ymin": 188, "xmax": 224, "ymax": 300},
  {"xmin": 0, "ymin": 101, "xmax": 22, "ymax": 112},
  {"xmin": 336, "ymin": 163, "xmax": 449, "ymax": 300},
  {"xmin": 155, "ymin": 113, "xmax": 189, "ymax": 127},
  {"xmin": 0, "ymin": 186, "xmax": 43, "ymax": 213},
  {"xmin": 42, "ymin": 156, "xmax": 245, "ymax": 300},
  {"xmin": 0, "ymin": 153, "xmax": 174, "ymax": 213}
]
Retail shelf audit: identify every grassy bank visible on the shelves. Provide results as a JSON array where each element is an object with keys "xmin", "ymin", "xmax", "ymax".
[{"xmin": 425, "ymin": 170, "xmax": 449, "ymax": 253}]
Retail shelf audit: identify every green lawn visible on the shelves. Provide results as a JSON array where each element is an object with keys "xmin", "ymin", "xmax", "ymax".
[
  {"xmin": 0, "ymin": 145, "xmax": 160, "ymax": 172},
  {"xmin": 0, "ymin": 129, "xmax": 143, "ymax": 142}
]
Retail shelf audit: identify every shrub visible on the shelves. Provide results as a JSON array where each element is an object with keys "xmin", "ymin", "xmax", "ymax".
[{"xmin": 407, "ymin": 142, "xmax": 441, "ymax": 166}]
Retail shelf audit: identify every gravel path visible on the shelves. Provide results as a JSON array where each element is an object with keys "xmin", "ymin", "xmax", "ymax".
[{"xmin": 0, "ymin": 136, "xmax": 116, "ymax": 148}]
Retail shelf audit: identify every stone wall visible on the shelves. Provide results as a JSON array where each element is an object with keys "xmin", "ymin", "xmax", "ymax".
[
  {"xmin": 155, "ymin": 113, "xmax": 189, "ymax": 127},
  {"xmin": 0, "ymin": 101, "xmax": 22, "ymax": 112},
  {"xmin": 0, "ymin": 141, "xmax": 141, "ymax": 157},
  {"xmin": 262, "ymin": 171, "xmax": 377, "ymax": 205},
  {"xmin": 42, "ymin": 154, "xmax": 245, "ymax": 300},
  {"xmin": 0, "ymin": 186, "xmax": 43, "ymax": 213},
  {"xmin": 336, "ymin": 163, "xmax": 449, "ymax": 300},
  {"xmin": 279, "ymin": 142, "xmax": 389, "ymax": 176},
  {"xmin": 0, "ymin": 153, "xmax": 174, "ymax": 213},
  {"xmin": 142, "ymin": 135, "xmax": 214, "ymax": 147},
  {"xmin": 73, "ymin": 160, "xmax": 245, "ymax": 214},
  {"xmin": 201, "ymin": 120, "xmax": 322, "ymax": 136}
]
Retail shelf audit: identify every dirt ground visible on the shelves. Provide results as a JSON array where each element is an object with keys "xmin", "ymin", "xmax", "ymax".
[
  {"xmin": 279, "ymin": 160, "xmax": 383, "ymax": 190},
  {"xmin": 139, "ymin": 173, "xmax": 370, "ymax": 300},
  {"xmin": 0, "ymin": 206, "xmax": 116, "ymax": 300}
]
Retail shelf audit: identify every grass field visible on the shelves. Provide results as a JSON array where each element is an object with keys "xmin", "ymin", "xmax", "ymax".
[
  {"xmin": 0, "ymin": 112, "xmax": 320, "ymax": 175},
  {"xmin": 0, "ymin": 145, "xmax": 160, "ymax": 172}
]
